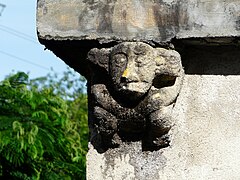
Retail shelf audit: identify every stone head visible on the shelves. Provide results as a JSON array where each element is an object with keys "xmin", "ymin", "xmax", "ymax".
[
  {"xmin": 109, "ymin": 42, "xmax": 156, "ymax": 99},
  {"xmin": 87, "ymin": 42, "xmax": 182, "ymax": 100}
]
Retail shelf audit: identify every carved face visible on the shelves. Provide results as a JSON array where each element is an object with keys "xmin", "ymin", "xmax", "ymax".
[{"xmin": 110, "ymin": 42, "xmax": 156, "ymax": 98}]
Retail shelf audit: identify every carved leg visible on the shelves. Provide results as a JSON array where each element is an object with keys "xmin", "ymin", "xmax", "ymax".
[
  {"xmin": 143, "ymin": 106, "xmax": 174, "ymax": 151},
  {"xmin": 93, "ymin": 106, "xmax": 121, "ymax": 149}
]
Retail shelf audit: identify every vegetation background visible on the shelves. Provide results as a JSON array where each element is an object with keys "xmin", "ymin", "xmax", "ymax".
[{"xmin": 0, "ymin": 69, "xmax": 88, "ymax": 179}]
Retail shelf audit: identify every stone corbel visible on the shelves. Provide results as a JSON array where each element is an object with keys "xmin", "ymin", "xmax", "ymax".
[{"xmin": 86, "ymin": 42, "xmax": 184, "ymax": 152}]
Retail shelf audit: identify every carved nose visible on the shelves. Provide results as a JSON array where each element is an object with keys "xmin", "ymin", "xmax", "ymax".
[
  {"xmin": 121, "ymin": 69, "xmax": 130, "ymax": 82},
  {"xmin": 121, "ymin": 67, "xmax": 139, "ymax": 82}
]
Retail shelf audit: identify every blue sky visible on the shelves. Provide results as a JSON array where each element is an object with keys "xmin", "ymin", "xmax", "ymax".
[{"xmin": 0, "ymin": 1, "xmax": 71, "ymax": 80}]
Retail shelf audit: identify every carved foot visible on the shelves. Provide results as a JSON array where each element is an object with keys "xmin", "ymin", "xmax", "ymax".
[
  {"xmin": 93, "ymin": 106, "xmax": 121, "ymax": 148},
  {"xmin": 153, "ymin": 134, "xmax": 170, "ymax": 148},
  {"xmin": 142, "ymin": 133, "xmax": 170, "ymax": 151}
]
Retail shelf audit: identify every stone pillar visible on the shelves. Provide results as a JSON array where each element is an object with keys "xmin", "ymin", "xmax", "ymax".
[
  {"xmin": 37, "ymin": 1, "xmax": 240, "ymax": 179},
  {"xmin": 86, "ymin": 45, "xmax": 240, "ymax": 179},
  {"xmin": 86, "ymin": 42, "xmax": 184, "ymax": 179}
]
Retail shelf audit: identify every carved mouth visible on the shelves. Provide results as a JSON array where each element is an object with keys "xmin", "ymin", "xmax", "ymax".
[{"xmin": 122, "ymin": 82, "xmax": 151, "ymax": 94}]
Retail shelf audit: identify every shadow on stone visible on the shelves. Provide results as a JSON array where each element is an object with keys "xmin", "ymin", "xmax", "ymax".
[{"xmin": 174, "ymin": 40, "xmax": 240, "ymax": 75}]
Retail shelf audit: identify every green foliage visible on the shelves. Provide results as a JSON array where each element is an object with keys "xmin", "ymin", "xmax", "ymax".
[{"xmin": 0, "ymin": 69, "xmax": 88, "ymax": 179}]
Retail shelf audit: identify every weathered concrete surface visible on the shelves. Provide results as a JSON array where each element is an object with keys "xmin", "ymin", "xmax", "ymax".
[
  {"xmin": 87, "ymin": 45, "xmax": 240, "ymax": 179},
  {"xmin": 37, "ymin": 0, "xmax": 240, "ymax": 42}
]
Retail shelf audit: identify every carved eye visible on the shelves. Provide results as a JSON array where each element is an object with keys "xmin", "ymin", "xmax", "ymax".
[
  {"xmin": 112, "ymin": 53, "xmax": 127, "ymax": 67},
  {"xmin": 134, "ymin": 51, "xmax": 149, "ymax": 66},
  {"xmin": 135, "ymin": 57, "xmax": 148, "ymax": 67}
]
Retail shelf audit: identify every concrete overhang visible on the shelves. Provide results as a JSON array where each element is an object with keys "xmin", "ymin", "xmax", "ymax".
[{"xmin": 37, "ymin": 0, "xmax": 240, "ymax": 75}]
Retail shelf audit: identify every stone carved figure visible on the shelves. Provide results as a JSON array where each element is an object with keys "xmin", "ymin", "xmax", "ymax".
[{"xmin": 87, "ymin": 42, "xmax": 184, "ymax": 151}]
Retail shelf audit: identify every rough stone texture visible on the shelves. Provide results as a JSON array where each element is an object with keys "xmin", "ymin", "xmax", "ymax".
[
  {"xmin": 37, "ymin": 0, "xmax": 240, "ymax": 42},
  {"xmin": 36, "ymin": 1, "xmax": 240, "ymax": 179},
  {"xmin": 87, "ymin": 42, "xmax": 184, "ymax": 152},
  {"xmin": 87, "ymin": 45, "xmax": 240, "ymax": 179}
]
